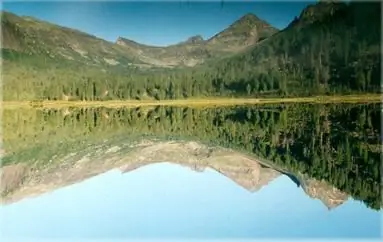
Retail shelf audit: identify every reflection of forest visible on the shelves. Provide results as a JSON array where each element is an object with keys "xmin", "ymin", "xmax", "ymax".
[{"xmin": 2, "ymin": 104, "xmax": 381, "ymax": 210}]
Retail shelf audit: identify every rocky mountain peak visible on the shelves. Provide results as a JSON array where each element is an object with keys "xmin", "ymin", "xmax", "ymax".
[
  {"xmin": 207, "ymin": 12, "xmax": 278, "ymax": 49},
  {"xmin": 184, "ymin": 35, "xmax": 204, "ymax": 44},
  {"xmin": 236, "ymin": 13, "xmax": 262, "ymax": 24},
  {"xmin": 297, "ymin": 1, "xmax": 347, "ymax": 25}
]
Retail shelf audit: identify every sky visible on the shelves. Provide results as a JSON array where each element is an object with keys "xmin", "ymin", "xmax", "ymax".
[
  {"xmin": 2, "ymin": 0, "xmax": 317, "ymax": 46},
  {"xmin": 0, "ymin": 162, "xmax": 381, "ymax": 239}
]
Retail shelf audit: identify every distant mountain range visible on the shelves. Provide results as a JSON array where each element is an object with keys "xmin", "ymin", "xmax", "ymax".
[
  {"xmin": 116, "ymin": 13, "xmax": 277, "ymax": 67},
  {"xmin": 2, "ymin": 11, "xmax": 278, "ymax": 68}
]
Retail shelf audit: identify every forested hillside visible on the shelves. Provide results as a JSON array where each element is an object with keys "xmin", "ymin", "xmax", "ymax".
[
  {"xmin": 1, "ymin": 1, "xmax": 381, "ymax": 101},
  {"xmin": 211, "ymin": 1, "xmax": 382, "ymax": 96}
]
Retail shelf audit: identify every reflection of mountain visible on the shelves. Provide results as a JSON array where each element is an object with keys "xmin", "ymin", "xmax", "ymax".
[
  {"xmin": 2, "ymin": 104, "xmax": 380, "ymax": 209},
  {"xmin": 1, "ymin": 140, "xmax": 347, "ymax": 209},
  {"xmin": 299, "ymin": 175, "xmax": 349, "ymax": 210},
  {"xmin": 119, "ymin": 142, "xmax": 281, "ymax": 193}
]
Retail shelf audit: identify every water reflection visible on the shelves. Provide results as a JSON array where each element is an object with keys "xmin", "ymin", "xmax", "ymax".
[
  {"xmin": 0, "ymin": 103, "xmax": 381, "ymax": 237},
  {"xmin": 0, "ymin": 163, "xmax": 380, "ymax": 238}
]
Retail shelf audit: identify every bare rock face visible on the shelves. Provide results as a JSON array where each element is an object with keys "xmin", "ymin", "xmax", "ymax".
[
  {"xmin": 184, "ymin": 35, "xmax": 204, "ymax": 45},
  {"xmin": 216, "ymin": 164, "xmax": 280, "ymax": 192}
]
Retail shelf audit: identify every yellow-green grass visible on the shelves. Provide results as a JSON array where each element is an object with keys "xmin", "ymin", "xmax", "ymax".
[{"xmin": 1, "ymin": 94, "xmax": 381, "ymax": 109}]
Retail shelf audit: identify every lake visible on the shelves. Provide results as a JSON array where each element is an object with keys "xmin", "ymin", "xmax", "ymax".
[{"xmin": 0, "ymin": 103, "xmax": 381, "ymax": 239}]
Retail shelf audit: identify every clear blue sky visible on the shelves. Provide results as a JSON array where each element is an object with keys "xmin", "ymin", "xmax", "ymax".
[
  {"xmin": 0, "ymin": 163, "xmax": 380, "ymax": 239},
  {"xmin": 2, "ymin": 0, "xmax": 316, "ymax": 46}
]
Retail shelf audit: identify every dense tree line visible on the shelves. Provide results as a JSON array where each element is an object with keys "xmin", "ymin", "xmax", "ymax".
[
  {"xmin": 2, "ymin": 2, "xmax": 381, "ymax": 101},
  {"xmin": 3, "ymin": 103, "xmax": 381, "ymax": 210}
]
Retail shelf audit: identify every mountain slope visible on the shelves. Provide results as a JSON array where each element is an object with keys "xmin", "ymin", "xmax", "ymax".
[
  {"xmin": 1, "ymin": 11, "xmax": 278, "ymax": 69},
  {"xmin": 1, "ymin": 11, "xmax": 142, "ymax": 68},
  {"xmin": 207, "ymin": 13, "xmax": 278, "ymax": 50},
  {"xmin": 208, "ymin": 1, "xmax": 381, "ymax": 95},
  {"xmin": 108, "ymin": 1, "xmax": 380, "ymax": 101},
  {"xmin": 115, "ymin": 36, "xmax": 213, "ymax": 67},
  {"xmin": 115, "ymin": 13, "xmax": 278, "ymax": 67},
  {"xmin": 1, "ymin": 1, "xmax": 381, "ymax": 101},
  {"xmin": 1, "ymin": 10, "xmax": 279, "ymax": 100}
]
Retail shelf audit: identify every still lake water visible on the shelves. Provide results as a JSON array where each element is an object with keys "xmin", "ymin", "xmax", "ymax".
[{"xmin": 0, "ymin": 103, "xmax": 381, "ymax": 238}]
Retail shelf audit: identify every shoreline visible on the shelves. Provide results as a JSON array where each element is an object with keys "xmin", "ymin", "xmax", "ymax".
[{"xmin": 1, "ymin": 94, "xmax": 381, "ymax": 109}]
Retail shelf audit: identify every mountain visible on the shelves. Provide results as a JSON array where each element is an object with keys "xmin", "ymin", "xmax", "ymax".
[
  {"xmin": 1, "ymin": 10, "xmax": 278, "ymax": 100},
  {"xmin": 291, "ymin": 0, "xmax": 348, "ymax": 27},
  {"xmin": 115, "ymin": 13, "xmax": 278, "ymax": 67},
  {"xmin": 1, "ymin": 11, "xmax": 142, "ymax": 68},
  {"xmin": 1, "ymin": 10, "xmax": 277, "ymax": 69},
  {"xmin": 1, "ymin": 1, "xmax": 381, "ymax": 102},
  {"xmin": 194, "ymin": 1, "xmax": 381, "ymax": 96},
  {"xmin": 183, "ymin": 35, "xmax": 204, "ymax": 44},
  {"xmin": 207, "ymin": 13, "xmax": 278, "ymax": 50},
  {"xmin": 115, "ymin": 36, "xmax": 212, "ymax": 67}
]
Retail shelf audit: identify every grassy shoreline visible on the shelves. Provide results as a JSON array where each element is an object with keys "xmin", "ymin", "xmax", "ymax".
[{"xmin": 1, "ymin": 94, "xmax": 381, "ymax": 109}]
